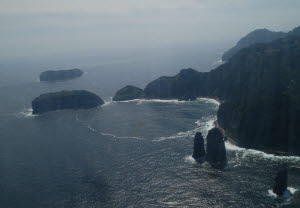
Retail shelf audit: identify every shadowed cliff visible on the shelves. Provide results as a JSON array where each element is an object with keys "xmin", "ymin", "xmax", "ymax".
[{"xmin": 143, "ymin": 26, "xmax": 300, "ymax": 155}]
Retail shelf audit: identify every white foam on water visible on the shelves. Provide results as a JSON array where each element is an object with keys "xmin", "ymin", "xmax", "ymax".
[
  {"xmin": 87, "ymin": 124, "xmax": 145, "ymax": 140},
  {"xmin": 153, "ymin": 123, "xmax": 203, "ymax": 142},
  {"xmin": 114, "ymin": 97, "xmax": 220, "ymax": 108},
  {"xmin": 268, "ymin": 189, "xmax": 277, "ymax": 198},
  {"xmin": 102, "ymin": 97, "xmax": 115, "ymax": 107},
  {"xmin": 87, "ymin": 124, "xmax": 98, "ymax": 132},
  {"xmin": 119, "ymin": 99, "xmax": 187, "ymax": 105},
  {"xmin": 197, "ymin": 98, "xmax": 220, "ymax": 107},
  {"xmin": 184, "ymin": 155, "xmax": 197, "ymax": 164},
  {"xmin": 225, "ymin": 141, "xmax": 300, "ymax": 163},
  {"xmin": 288, "ymin": 187, "xmax": 298, "ymax": 195},
  {"xmin": 162, "ymin": 201, "xmax": 180, "ymax": 206},
  {"xmin": 17, "ymin": 108, "xmax": 37, "ymax": 118},
  {"xmin": 195, "ymin": 120, "xmax": 201, "ymax": 126},
  {"xmin": 153, "ymin": 117, "xmax": 216, "ymax": 142},
  {"xmin": 267, "ymin": 187, "xmax": 298, "ymax": 199}
]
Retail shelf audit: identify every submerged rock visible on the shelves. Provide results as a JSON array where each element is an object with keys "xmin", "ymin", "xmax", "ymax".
[
  {"xmin": 205, "ymin": 128, "xmax": 227, "ymax": 169},
  {"xmin": 273, "ymin": 166, "xmax": 288, "ymax": 197},
  {"xmin": 40, "ymin": 69, "xmax": 83, "ymax": 81},
  {"xmin": 192, "ymin": 132, "xmax": 206, "ymax": 163},
  {"xmin": 113, "ymin": 85, "xmax": 145, "ymax": 101},
  {"xmin": 32, "ymin": 90, "xmax": 104, "ymax": 114}
]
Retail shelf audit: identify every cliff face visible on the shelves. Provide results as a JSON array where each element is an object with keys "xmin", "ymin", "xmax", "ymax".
[
  {"xmin": 144, "ymin": 27, "xmax": 300, "ymax": 155},
  {"xmin": 39, "ymin": 69, "xmax": 83, "ymax": 81},
  {"xmin": 32, "ymin": 90, "xmax": 104, "ymax": 114},
  {"xmin": 222, "ymin": 29, "xmax": 286, "ymax": 62},
  {"xmin": 217, "ymin": 35, "xmax": 300, "ymax": 154}
]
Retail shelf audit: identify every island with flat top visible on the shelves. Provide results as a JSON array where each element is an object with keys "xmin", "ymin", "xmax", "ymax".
[
  {"xmin": 32, "ymin": 90, "xmax": 104, "ymax": 114},
  {"xmin": 39, "ymin": 69, "xmax": 84, "ymax": 81}
]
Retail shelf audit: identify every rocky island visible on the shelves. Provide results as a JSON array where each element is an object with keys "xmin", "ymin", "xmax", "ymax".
[
  {"xmin": 32, "ymin": 90, "xmax": 104, "ymax": 114},
  {"xmin": 112, "ymin": 85, "xmax": 145, "ymax": 101},
  {"xmin": 136, "ymin": 25, "xmax": 300, "ymax": 155},
  {"xmin": 39, "ymin": 68, "xmax": 84, "ymax": 81}
]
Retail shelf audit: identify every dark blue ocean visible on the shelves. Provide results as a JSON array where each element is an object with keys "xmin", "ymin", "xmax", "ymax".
[{"xmin": 0, "ymin": 48, "xmax": 299, "ymax": 208}]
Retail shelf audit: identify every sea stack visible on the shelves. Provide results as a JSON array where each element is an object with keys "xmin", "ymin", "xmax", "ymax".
[
  {"xmin": 273, "ymin": 166, "xmax": 290, "ymax": 198},
  {"xmin": 192, "ymin": 132, "xmax": 206, "ymax": 163},
  {"xmin": 205, "ymin": 128, "xmax": 228, "ymax": 169},
  {"xmin": 32, "ymin": 90, "xmax": 104, "ymax": 114}
]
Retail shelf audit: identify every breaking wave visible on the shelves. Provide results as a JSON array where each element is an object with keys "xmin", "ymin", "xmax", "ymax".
[
  {"xmin": 225, "ymin": 141, "xmax": 300, "ymax": 163},
  {"xmin": 153, "ymin": 115, "xmax": 216, "ymax": 142},
  {"xmin": 16, "ymin": 107, "xmax": 37, "ymax": 118}
]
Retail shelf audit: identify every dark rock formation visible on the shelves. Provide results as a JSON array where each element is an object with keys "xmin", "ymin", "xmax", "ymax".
[
  {"xmin": 192, "ymin": 132, "xmax": 206, "ymax": 163},
  {"xmin": 222, "ymin": 29, "xmax": 286, "ymax": 62},
  {"xmin": 32, "ymin": 90, "xmax": 104, "ymax": 114},
  {"xmin": 273, "ymin": 166, "xmax": 288, "ymax": 197},
  {"xmin": 39, "ymin": 69, "xmax": 83, "ymax": 81},
  {"xmin": 113, "ymin": 85, "xmax": 145, "ymax": 101},
  {"xmin": 205, "ymin": 128, "xmax": 227, "ymax": 169},
  {"xmin": 143, "ymin": 25, "xmax": 300, "ymax": 155}
]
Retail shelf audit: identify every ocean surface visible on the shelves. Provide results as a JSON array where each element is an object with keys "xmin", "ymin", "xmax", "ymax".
[{"xmin": 0, "ymin": 48, "xmax": 300, "ymax": 208}]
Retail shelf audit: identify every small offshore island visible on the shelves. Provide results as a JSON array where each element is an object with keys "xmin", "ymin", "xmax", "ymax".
[
  {"xmin": 39, "ymin": 68, "xmax": 83, "ymax": 81},
  {"xmin": 32, "ymin": 90, "xmax": 104, "ymax": 114}
]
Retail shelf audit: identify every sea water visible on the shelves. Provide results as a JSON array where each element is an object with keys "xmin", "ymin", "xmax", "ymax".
[{"xmin": 0, "ymin": 49, "xmax": 299, "ymax": 208}]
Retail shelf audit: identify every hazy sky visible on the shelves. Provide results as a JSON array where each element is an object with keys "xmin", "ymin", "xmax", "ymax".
[{"xmin": 1, "ymin": 0, "xmax": 300, "ymax": 58}]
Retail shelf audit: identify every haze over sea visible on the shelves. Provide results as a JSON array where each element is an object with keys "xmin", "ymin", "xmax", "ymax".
[{"xmin": 0, "ymin": 46, "xmax": 299, "ymax": 208}]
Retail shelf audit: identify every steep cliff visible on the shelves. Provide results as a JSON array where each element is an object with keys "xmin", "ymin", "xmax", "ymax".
[{"xmin": 144, "ymin": 26, "xmax": 300, "ymax": 155}]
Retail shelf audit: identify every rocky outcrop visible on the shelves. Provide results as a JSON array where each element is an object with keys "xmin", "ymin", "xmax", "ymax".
[
  {"xmin": 205, "ymin": 128, "xmax": 227, "ymax": 169},
  {"xmin": 39, "ymin": 69, "xmax": 83, "ymax": 81},
  {"xmin": 192, "ymin": 132, "xmax": 206, "ymax": 163},
  {"xmin": 273, "ymin": 166, "xmax": 289, "ymax": 198},
  {"xmin": 32, "ymin": 90, "xmax": 104, "ymax": 114},
  {"xmin": 113, "ymin": 85, "xmax": 145, "ymax": 101},
  {"xmin": 144, "ymin": 68, "xmax": 207, "ymax": 99},
  {"xmin": 222, "ymin": 29, "xmax": 286, "ymax": 62}
]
